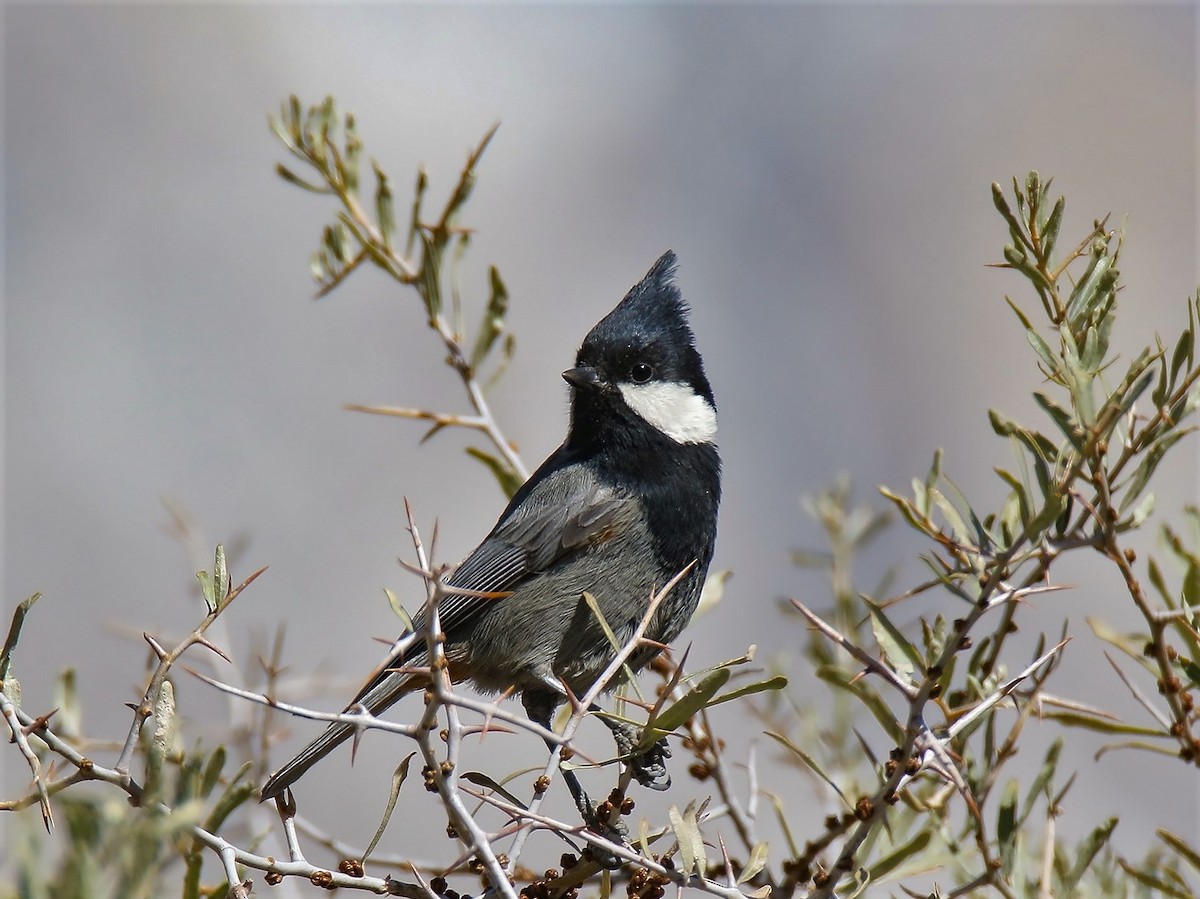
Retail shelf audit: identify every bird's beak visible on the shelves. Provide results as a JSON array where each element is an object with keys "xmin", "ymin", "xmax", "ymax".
[{"xmin": 562, "ymin": 365, "xmax": 602, "ymax": 391}]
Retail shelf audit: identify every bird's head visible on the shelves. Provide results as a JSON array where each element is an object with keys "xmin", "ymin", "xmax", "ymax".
[{"xmin": 565, "ymin": 251, "xmax": 717, "ymax": 448}]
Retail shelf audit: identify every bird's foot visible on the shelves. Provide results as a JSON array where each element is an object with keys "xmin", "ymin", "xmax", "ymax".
[
  {"xmin": 608, "ymin": 721, "xmax": 673, "ymax": 791},
  {"xmin": 629, "ymin": 735, "xmax": 672, "ymax": 791}
]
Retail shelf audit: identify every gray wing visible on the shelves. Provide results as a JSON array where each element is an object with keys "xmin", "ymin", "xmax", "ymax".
[
  {"xmin": 348, "ymin": 464, "xmax": 633, "ymax": 704},
  {"xmin": 442, "ymin": 471, "xmax": 630, "ymax": 614}
]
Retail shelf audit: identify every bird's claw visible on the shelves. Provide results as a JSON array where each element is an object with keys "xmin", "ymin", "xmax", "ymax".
[
  {"xmin": 608, "ymin": 722, "xmax": 673, "ymax": 790},
  {"xmin": 628, "ymin": 736, "xmax": 672, "ymax": 791}
]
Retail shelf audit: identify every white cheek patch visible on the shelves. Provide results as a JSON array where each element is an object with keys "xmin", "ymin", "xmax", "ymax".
[{"xmin": 618, "ymin": 381, "xmax": 718, "ymax": 444}]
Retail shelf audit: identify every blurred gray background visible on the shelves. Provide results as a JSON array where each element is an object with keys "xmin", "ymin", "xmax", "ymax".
[{"xmin": 5, "ymin": 1, "xmax": 1198, "ymax": 886}]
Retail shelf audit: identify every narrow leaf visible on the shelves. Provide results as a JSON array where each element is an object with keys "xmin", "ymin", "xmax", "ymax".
[
  {"xmin": 1117, "ymin": 860, "xmax": 1193, "ymax": 899},
  {"xmin": 1120, "ymin": 428, "xmax": 1195, "ymax": 512},
  {"xmin": 737, "ymin": 841, "xmax": 770, "ymax": 885},
  {"xmin": 865, "ymin": 599, "xmax": 922, "ymax": 679},
  {"xmin": 707, "ymin": 675, "xmax": 789, "ymax": 708},
  {"xmin": 461, "ymin": 770, "xmax": 530, "ymax": 810},
  {"xmin": 1039, "ymin": 711, "xmax": 1166, "ymax": 737},
  {"xmin": 1025, "ymin": 328, "xmax": 1062, "ymax": 376},
  {"xmin": 765, "ymin": 731, "xmax": 851, "ymax": 807},
  {"xmin": 669, "ymin": 804, "xmax": 706, "ymax": 877},
  {"xmin": 581, "ymin": 591, "xmax": 624, "ymax": 656},
  {"xmin": 274, "ymin": 163, "xmax": 330, "ymax": 193},
  {"xmin": 199, "ymin": 745, "xmax": 228, "ymax": 799},
  {"xmin": 374, "ymin": 162, "xmax": 395, "ymax": 249},
  {"xmin": 1116, "ymin": 492, "xmax": 1156, "ymax": 533},
  {"xmin": 196, "ymin": 570, "xmax": 216, "ymax": 613},
  {"xmin": 928, "ymin": 486, "xmax": 972, "ymax": 546},
  {"xmin": 1158, "ymin": 829, "xmax": 1200, "ymax": 876},
  {"xmin": 1041, "ymin": 195, "xmax": 1065, "ymax": 258},
  {"xmin": 202, "ymin": 768, "xmax": 255, "ymax": 834},
  {"xmin": 817, "ymin": 665, "xmax": 904, "ymax": 741},
  {"xmin": 1171, "ymin": 329, "xmax": 1194, "ymax": 388},
  {"xmin": 578, "ymin": 592, "xmax": 644, "ymax": 706},
  {"xmin": 362, "ymin": 753, "xmax": 414, "ymax": 862},
  {"xmin": 0, "ymin": 592, "xmax": 42, "ymax": 682},
  {"xmin": 1113, "ymin": 368, "xmax": 1157, "ymax": 423},
  {"xmin": 383, "ymin": 588, "xmax": 416, "ymax": 633},
  {"xmin": 464, "ymin": 446, "xmax": 524, "ymax": 498},
  {"xmin": 1032, "ymin": 391, "xmax": 1080, "ymax": 445},
  {"xmin": 994, "ymin": 468, "xmax": 1032, "ymax": 526},
  {"xmin": 470, "ymin": 266, "xmax": 510, "ymax": 370},
  {"xmin": 997, "ymin": 779, "xmax": 1018, "ymax": 876},
  {"xmin": 1023, "ymin": 493, "xmax": 1065, "ymax": 540},
  {"xmin": 1096, "ymin": 740, "xmax": 1184, "ymax": 760},
  {"xmin": 868, "ymin": 828, "xmax": 932, "ymax": 882},
  {"xmin": 1013, "ymin": 741, "xmax": 1060, "ymax": 834},
  {"xmin": 1066, "ymin": 251, "xmax": 1112, "ymax": 325},
  {"xmin": 641, "ymin": 668, "xmax": 731, "ymax": 745},
  {"xmin": 879, "ymin": 487, "xmax": 933, "ymax": 536},
  {"xmin": 992, "ymin": 182, "xmax": 1035, "ymax": 253},
  {"xmin": 213, "ymin": 544, "xmax": 230, "ymax": 608},
  {"xmin": 1064, "ymin": 817, "xmax": 1118, "ymax": 890},
  {"xmin": 406, "ymin": 166, "xmax": 428, "ymax": 258}
]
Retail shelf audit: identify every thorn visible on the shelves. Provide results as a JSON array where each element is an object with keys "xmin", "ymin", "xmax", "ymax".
[
  {"xmin": 196, "ymin": 636, "xmax": 233, "ymax": 664},
  {"xmin": 143, "ymin": 634, "xmax": 169, "ymax": 660},
  {"xmin": 225, "ymin": 565, "xmax": 269, "ymax": 605},
  {"xmin": 614, "ymin": 695, "xmax": 655, "ymax": 713},
  {"xmin": 257, "ymin": 653, "xmax": 288, "ymax": 680},
  {"xmin": 561, "ymin": 679, "xmax": 583, "ymax": 714},
  {"xmin": 398, "ymin": 557, "xmax": 434, "ymax": 579},
  {"xmin": 478, "ymin": 689, "xmax": 512, "ymax": 738},
  {"xmin": 635, "ymin": 638, "xmax": 669, "ymax": 651},
  {"xmin": 23, "ymin": 708, "xmax": 58, "ymax": 735},
  {"xmin": 382, "ymin": 664, "xmax": 432, "ymax": 678},
  {"xmin": 461, "ymin": 723, "xmax": 516, "ymax": 739}
]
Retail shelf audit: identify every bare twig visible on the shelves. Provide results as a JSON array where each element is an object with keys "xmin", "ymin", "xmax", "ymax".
[
  {"xmin": 0, "ymin": 690, "xmax": 53, "ymax": 831},
  {"xmin": 789, "ymin": 599, "xmax": 918, "ymax": 700},
  {"xmin": 185, "ymin": 667, "xmax": 421, "ymax": 739},
  {"xmin": 417, "ymin": 566, "xmax": 517, "ymax": 899}
]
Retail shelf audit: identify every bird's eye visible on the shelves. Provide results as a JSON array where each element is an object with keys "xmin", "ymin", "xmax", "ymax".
[{"xmin": 630, "ymin": 362, "xmax": 654, "ymax": 384}]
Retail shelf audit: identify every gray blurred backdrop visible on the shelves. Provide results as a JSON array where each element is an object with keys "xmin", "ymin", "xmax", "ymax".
[{"xmin": 5, "ymin": 1, "xmax": 1198, "ymax": 882}]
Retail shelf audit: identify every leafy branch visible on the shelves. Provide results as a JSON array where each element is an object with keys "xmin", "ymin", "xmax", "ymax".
[
  {"xmin": 271, "ymin": 95, "xmax": 527, "ymax": 493},
  {"xmin": 775, "ymin": 172, "xmax": 1200, "ymax": 897}
]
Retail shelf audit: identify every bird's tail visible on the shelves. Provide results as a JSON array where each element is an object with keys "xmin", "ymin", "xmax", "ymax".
[{"xmin": 260, "ymin": 645, "xmax": 427, "ymax": 802}]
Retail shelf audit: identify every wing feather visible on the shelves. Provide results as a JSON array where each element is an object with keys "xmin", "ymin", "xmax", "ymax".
[
  {"xmin": 433, "ymin": 470, "xmax": 632, "ymax": 634},
  {"xmin": 346, "ymin": 465, "xmax": 632, "ymax": 706}
]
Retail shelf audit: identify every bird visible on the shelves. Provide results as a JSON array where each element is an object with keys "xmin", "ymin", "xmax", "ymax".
[{"xmin": 260, "ymin": 250, "xmax": 721, "ymax": 821}]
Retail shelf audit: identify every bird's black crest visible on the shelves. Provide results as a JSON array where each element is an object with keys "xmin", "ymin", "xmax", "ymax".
[
  {"xmin": 583, "ymin": 251, "xmax": 691, "ymax": 351},
  {"xmin": 578, "ymin": 251, "xmax": 714, "ymax": 407}
]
